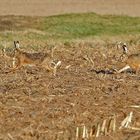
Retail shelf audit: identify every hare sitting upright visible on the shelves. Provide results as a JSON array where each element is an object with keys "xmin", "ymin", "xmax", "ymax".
[{"xmin": 8, "ymin": 41, "xmax": 61, "ymax": 76}]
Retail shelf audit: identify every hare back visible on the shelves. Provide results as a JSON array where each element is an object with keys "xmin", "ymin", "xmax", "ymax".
[
  {"xmin": 128, "ymin": 53, "xmax": 140, "ymax": 58},
  {"xmin": 16, "ymin": 51, "xmax": 52, "ymax": 66},
  {"xmin": 25, "ymin": 52, "xmax": 50, "ymax": 60},
  {"xmin": 127, "ymin": 54, "xmax": 140, "ymax": 69},
  {"xmin": 19, "ymin": 51, "xmax": 49, "ymax": 60},
  {"xmin": 127, "ymin": 54, "xmax": 140, "ymax": 63}
]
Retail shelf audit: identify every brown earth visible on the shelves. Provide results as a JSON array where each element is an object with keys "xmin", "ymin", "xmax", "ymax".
[
  {"xmin": 0, "ymin": 0, "xmax": 140, "ymax": 17},
  {"xmin": 0, "ymin": 1, "xmax": 140, "ymax": 139},
  {"xmin": 0, "ymin": 40, "xmax": 140, "ymax": 139}
]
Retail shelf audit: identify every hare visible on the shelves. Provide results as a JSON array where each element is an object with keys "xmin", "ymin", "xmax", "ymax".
[
  {"xmin": 117, "ymin": 43, "xmax": 140, "ymax": 74},
  {"xmin": 7, "ymin": 41, "xmax": 61, "ymax": 76}
]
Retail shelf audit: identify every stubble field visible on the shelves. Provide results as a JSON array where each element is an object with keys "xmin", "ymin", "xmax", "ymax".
[
  {"xmin": 0, "ymin": 2, "xmax": 140, "ymax": 139},
  {"xmin": 0, "ymin": 37, "xmax": 140, "ymax": 139}
]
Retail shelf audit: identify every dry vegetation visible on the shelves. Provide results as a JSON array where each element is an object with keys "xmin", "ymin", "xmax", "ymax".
[
  {"xmin": 0, "ymin": 2, "xmax": 140, "ymax": 138},
  {"xmin": 0, "ymin": 38, "xmax": 140, "ymax": 139}
]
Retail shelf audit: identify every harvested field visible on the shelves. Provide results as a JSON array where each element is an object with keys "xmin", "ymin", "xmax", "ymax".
[
  {"xmin": 0, "ymin": 2, "xmax": 140, "ymax": 138},
  {"xmin": 0, "ymin": 39, "xmax": 140, "ymax": 140}
]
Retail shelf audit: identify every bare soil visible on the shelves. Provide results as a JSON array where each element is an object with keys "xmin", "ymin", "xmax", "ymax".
[
  {"xmin": 0, "ymin": 1, "xmax": 140, "ymax": 139},
  {"xmin": 0, "ymin": 0, "xmax": 140, "ymax": 17},
  {"xmin": 0, "ymin": 41, "xmax": 140, "ymax": 139}
]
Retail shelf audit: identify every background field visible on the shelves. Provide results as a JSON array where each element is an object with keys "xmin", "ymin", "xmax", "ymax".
[
  {"xmin": 0, "ymin": 0, "xmax": 140, "ymax": 17},
  {"xmin": 0, "ymin": 13, "xmax": 140, "ymax": 41},
  {"xmin": 0, "ymin": 1, "xmax": 140, "ymax": 140}
]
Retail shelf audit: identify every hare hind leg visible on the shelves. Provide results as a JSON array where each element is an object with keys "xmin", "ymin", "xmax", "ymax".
[
  {"xmin": 41, "ymin": 60, "xmax": 61, "ymax": 76},
  {"xmin": 42, "ymin": 64, "xmax": 57, "ymax": 76},
  {"xmin": 52, "ymin": 61, "xmax": 61, "ymax": 76},
  {"xmin": 41, "ymin": 60, "xmax": 54, "ymax": 74},
  {"xmin": 117, "ymin": 65, "xmax": 131, "ymax": 73}
]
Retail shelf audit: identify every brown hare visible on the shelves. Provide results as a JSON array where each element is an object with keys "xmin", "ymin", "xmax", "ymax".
[
  {"xmin": 117, "ymin": 43, "xmax": 140, "ymax": 74},
  {"xmin": 7, "ymin": 41, "xmax": 61, "ymax": 76}
]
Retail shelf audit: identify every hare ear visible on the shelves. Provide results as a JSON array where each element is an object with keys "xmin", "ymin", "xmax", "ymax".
[
  {"xmin": 122, "ymin": 43, "xmax": 128, "ymax": 54},
  {"xmin": 14, "ymin": 41, "xmax": 16, "ymax": 47},
  {"xmin": 14, "ymin": 41, "xmax": 20, "ymax": 49}
]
